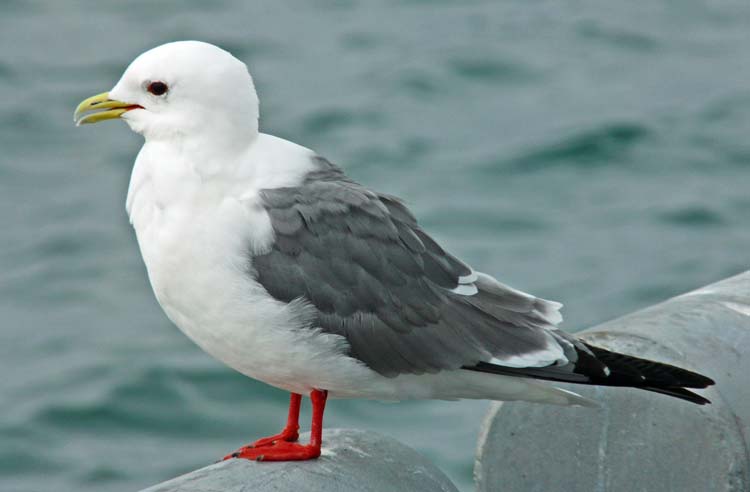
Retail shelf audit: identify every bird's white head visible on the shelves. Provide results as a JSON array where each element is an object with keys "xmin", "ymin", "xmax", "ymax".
[{"xmin": 74, "ymin": 41, "xmax": 259, "ymax": 147}]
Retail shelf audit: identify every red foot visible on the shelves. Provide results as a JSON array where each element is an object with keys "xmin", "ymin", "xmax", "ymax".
[
  {"xmin": 222, "ymin": 390, "xmax": 327, "ymax": 463},
  {"xmin": 251, "ymin": 427, "xmax": 300, "ymax": 448},
  {"xmin": 222, "ymin": 427, "xmax": 300, "ymax": 460},
  {"xmin": 224, "ymin": 440, "xmax": 320, "ymax": 461}
]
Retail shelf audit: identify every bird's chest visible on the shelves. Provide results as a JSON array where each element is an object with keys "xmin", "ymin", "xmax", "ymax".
[
  {"xmin": 140, "ymin": 203, "xmax": 234, "ymax": 314},
  {"xmin": 137, "ymin": 194, "xmax": 251, "ymax": 326},
  {"xmin": 127, "ymin": 165, "xmax": 276, "ymax": 356}
]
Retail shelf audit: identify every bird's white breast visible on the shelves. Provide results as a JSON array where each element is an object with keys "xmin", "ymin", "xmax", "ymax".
[{"xmin": 124, "ymin": 134, "xmax": 378, "ymax": 395}]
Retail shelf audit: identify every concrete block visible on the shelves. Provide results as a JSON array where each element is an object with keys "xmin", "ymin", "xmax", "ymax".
[
  {"xmin": 141, "ymin": 429, "xmax": 459, "ymax": 492},
  {"xmin": 475, "ymin": 271, "xmax": 750, "ymax": 492}
]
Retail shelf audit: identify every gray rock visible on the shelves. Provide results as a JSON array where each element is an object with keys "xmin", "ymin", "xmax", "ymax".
[
  {"xmin": 475, "ymin": 270, "xmax": 750, "ymax": 492},
  {"xmin": 141, "ymin": 428, "xmax": 459, "ymax": 492}
]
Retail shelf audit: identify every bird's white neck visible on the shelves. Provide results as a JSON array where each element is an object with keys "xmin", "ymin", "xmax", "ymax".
[{"xmin": 125, "ymin": 132, "xmax": 317, "ymax": 229}]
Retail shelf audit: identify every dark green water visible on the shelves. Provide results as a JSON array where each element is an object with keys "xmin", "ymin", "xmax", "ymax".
[{"xmin": 2, "ymin": 2, "xmax": 749, "ymax": 491}]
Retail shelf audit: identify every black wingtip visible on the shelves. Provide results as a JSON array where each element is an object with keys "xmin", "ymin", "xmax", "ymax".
[
  {"xmin": 465, "ymin": 343, "xmax": 716, "ymax": 405},
  {"xmin": 642, "ymin": 386, "xmax": 712, "ymax": 405},
  {"xmin": 582, "ymin": 343, "xmax": 716, "ymax": 390}
]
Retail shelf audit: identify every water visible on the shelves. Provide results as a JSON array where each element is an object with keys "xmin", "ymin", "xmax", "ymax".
[{"xmin": 1, "ymin": 1, "xmax": 749, "ymax": 491}]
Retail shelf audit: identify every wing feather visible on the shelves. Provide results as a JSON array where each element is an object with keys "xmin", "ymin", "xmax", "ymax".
[{"xmin": 252, "ymin": 157, "xmax": 567, "ymax": 377}]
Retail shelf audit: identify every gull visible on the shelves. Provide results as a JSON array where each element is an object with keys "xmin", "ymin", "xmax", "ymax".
[{"xmin": 74, "ymin": 41, "xmax": 714, "ymax": 461}]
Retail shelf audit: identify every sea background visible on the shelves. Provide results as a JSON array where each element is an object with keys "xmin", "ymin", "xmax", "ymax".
[{"xmin": 1, "ymin": 1, "xmax": 749, "ymax": 491}]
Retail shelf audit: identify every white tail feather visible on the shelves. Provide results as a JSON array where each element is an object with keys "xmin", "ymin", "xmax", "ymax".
[{"xmin": 379, "ymin": 369, "xmax": 598, "ymax": 407}]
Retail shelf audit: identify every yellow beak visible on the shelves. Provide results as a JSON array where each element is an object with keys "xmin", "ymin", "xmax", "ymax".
[{"xmin": 73, "ymin": 92, "xmax": 141, "ymax": 126}]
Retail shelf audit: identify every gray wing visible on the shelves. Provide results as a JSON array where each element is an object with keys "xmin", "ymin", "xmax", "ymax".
[{"xmin": 252, "ymin": 158, "xmax": 568, "ymax": 377}]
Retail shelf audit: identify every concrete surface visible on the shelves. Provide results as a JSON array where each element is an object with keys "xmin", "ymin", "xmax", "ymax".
[
  {"xmin": 475, "ymin": 270, "xmax": 750, "ymax": 492},
  {"xmin": 140, "ymin": 428, "xmax": 459, "ymax": 492}
]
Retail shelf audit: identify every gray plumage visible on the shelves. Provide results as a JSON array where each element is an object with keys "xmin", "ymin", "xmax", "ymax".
[{"xmin": 251, "ymin": 157, "xmax": 565, "ymax": 378}]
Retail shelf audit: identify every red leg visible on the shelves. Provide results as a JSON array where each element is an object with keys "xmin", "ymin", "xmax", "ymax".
[
  {"xmin": 223, "ymin": 389, "xmax": 328, "ymax": 462},
  {"xmin": 222, "ymin": 393, "xmax": 301, "ymax": 460},
  {"xmin": 250, "ymin": 393, "xmax": 302, "ymax": 447}
]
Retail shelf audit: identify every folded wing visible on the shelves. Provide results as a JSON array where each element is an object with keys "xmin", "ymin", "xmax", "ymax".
[{"xmin": 252, "ymin": 157, "xmax": 568, "ymax": 377}]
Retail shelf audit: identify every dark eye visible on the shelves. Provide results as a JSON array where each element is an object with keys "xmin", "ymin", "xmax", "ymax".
[{"xmin": 147, "ymin": 81, "xmax": 168, "ymax": 96}]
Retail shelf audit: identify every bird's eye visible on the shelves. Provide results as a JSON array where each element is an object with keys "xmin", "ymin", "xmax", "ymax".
[{"xmin": 147, "ymin": 81, "xmax": 169, "ymax": 96}]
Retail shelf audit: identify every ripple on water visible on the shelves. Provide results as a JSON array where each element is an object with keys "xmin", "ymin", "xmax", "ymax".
[
  {"xmin": 576, "ymin": 21, "xmax": 660, "ymax": 53},
  {"xmin": 626, "ymin": 283, "xmax": 685, "ymax": 304},
  {"xmin": 699, "ymin": 92, "xmax": 750, "ymax": 124},
  {"xmin": 448, "ymin": 57, "xmax": 538, "ymax": 84},
  {"xmin": 495, "ymin": 122, "xmax": 652, "ymax": 174},
  {"xmin": 29, "ymin": 365, "xmax": 273, "ymax": 438},
  {"xmin": 655, "ymin": 206, "xmax": 726, "ymax": 227},
  {"xmin": 32, "ymin": 369, "xmax": 190, "ymax": 435},
  {"xmin": 79, "ymin": 466, "xmax": 129, "ymax": 484},
  {"xmin": 208, "ymin": 38, "xmax": 286, "ymax": 61},
  {"xmin": 300, "ymin": 107, "xmax": 384, "ymax": 137},
  {"xmin": 339, "ymin": 31, "xmax": 383, "ymax": 51},
  {"xmin": 398, "ymin": 71, "xmax": 441, "ymax": 98},
  {"xmin": 1, "ymin": 223, "xmax": 115, "ymax": 305},
  {"xmin": 689, "ymin": 94, "xmax": 750, "ymax": 168},
  {"xmin": 0, "ymin": 447, "xmax": 66, "ymax": 476},
  {"xmin": 423, "ymin": 209, "xmax": 553, "ymax": 236},
  {"xmin": 0, "ymin": 62, "xmax": 14, "ymax": 81}
]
